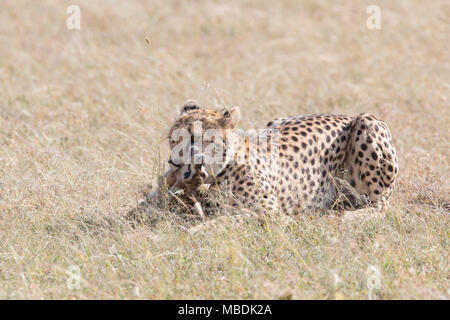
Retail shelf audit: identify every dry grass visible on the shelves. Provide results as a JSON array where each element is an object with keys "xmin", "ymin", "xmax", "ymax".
[{"xmin": 0, "ymin": 0, "xmax": 449, "ymax": 299}]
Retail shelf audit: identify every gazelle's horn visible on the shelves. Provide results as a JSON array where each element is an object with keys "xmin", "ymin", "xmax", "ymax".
[
  {"xmin": 190, "ymin": 145, "xmax": 201, "ymax": 155},
  {"xmin": 190, "ymin": 195, "xmax": 205, "ymax": 221}
]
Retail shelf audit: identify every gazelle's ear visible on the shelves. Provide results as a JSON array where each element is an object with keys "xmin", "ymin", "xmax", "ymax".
[
  {"xmin": 180, "ymin": 100, "xmax": 200, "ymax": 114},
  {"xmin": 220, "ymin": 106, "xmax": 240, "ymax": 128}
]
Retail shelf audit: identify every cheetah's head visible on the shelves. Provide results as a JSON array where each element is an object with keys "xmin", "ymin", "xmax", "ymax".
[
  {"xmin": 167, "ymin": 100, "xmax": 240, "ymax": 178},
  {"xmin": 168, "ymin": 100, "xmax": 240, "ymax": 147}
]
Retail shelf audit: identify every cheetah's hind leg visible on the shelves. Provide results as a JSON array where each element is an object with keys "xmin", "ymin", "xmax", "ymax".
[{"xmin": 344, "ymin": 114, "xmax": 399, "ymax": 211}]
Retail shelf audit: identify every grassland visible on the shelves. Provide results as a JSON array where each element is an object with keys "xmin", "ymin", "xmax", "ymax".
[{"xmin": 0, "ymin": 0, "xmax": 448, "ymax": 299}]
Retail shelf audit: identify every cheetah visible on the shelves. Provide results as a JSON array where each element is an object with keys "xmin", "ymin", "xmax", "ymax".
[{"xmin": 166, "ymin": 101, "xmax": 398, "ymax": 215}]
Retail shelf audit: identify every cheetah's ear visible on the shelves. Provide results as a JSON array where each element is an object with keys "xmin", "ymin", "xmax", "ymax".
[
  {"xmin": 220, "ymin": 106, "xmax": 240, "ymax": 129},
  {"xmin": 180, "ymin": 100, "xmax": 200, "ymax": 114}
]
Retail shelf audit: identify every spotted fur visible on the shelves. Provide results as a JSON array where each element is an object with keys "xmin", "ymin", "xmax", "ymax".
[{"xmin": 168, "ymin": 101, "xmax": 398, "ymax": 214}]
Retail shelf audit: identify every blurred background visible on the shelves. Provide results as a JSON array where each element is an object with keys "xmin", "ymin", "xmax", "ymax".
[{"xmin": 0, "ymin": 0, "xmax": 448, "ymax": 299}]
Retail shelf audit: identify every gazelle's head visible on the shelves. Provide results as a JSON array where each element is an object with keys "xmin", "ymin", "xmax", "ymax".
[{"xmin": 167, "ymin": 146, "xmax": 208, "ymax": 197}]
